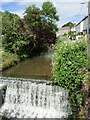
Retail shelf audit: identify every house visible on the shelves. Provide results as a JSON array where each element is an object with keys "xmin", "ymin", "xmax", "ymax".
[
  {"xmin": 56, "ymin": 27, "xmax": 70, "ymax": 36},
  {"xmin": 71, "ymin": 16, "xmax": 88, "ymax": 40},
  {"xmin": 75, "ymin": 16, "xmax": 88, "ymax": 35}
]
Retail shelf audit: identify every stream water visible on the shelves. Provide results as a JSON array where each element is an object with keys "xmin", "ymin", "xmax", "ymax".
[
  {"xmin": 0, "ymin": 43, "xmax": 89, "ymax": 119},
  {"xmin": 0, "ymin": 52, "xmax": 73, "ymax": 119},
  {"xmin": 2, "ymin": 52, "xmax": 53, "ymax": 80}
]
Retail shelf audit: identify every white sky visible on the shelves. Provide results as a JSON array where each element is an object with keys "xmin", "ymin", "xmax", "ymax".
[{"xmin": 1, "ymin": 0, "xmax": 89, "ymax": 27}]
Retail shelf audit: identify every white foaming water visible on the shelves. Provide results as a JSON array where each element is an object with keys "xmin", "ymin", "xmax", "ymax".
[{"xmin": 0, "ymin": 77, "xmax": 71, "ymax": 118}]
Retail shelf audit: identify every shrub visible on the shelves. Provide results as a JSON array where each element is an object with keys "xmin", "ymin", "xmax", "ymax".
[
  {"xmin": 52, "ymin": 37, "xmax": 88, "ymax": 108},
  {"xmin": 77, "ymin": 32, "xmax": 83, "ymax": 35},
  {"xmin": 88, "ymin": 56, "xmax": 90, "ymax": 71},
  {"xmin": 2, "ymin": 51, "xmax": 19, "ymax": 70},
  {"xmin": 63, "ymin": 33, "xmax": 67, "ymax": 36},
  {"xmin": 68, "ymin": 31, "xmax": 76, "ymax": 40}
]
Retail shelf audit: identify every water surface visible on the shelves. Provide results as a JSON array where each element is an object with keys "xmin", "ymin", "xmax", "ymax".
[{"xmin": 2, "ymin": 53, "xmax": 53, "ymax": 80}]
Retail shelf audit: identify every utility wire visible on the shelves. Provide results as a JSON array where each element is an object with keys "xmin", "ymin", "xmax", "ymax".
[
  {"xmin": 57, "ymin": 0, "xmax": 88, "ymax": 27},
  {"xmin": 59, "ymin": 1, "xmax": 87, "ymax": 21},
  {"xmin": 73, "ymin": 0, "xmax": 88, "ymax": 24},
  {"xmin": 76, "ymin": 3, "xmax": 84, "ymax": 20}
]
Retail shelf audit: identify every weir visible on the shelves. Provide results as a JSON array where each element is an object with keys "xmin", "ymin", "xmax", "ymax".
[
  {"xmin": 0, "ymin": 77, "xmax": 71, "ymax": 118},
  {"xmin": 0, "ymin": 83, "xmax": 7, "ymax": 107}
]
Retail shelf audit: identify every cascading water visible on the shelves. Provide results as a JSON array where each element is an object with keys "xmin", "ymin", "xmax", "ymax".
[{"xmin": 0, "ymin": 77, "xmax": 71, "ymax": 118}]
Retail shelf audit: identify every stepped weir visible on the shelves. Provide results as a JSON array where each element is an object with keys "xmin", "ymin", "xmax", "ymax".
[{"xmin": 0, "ymin": 77, "xmax": 71, "ymax": 118}]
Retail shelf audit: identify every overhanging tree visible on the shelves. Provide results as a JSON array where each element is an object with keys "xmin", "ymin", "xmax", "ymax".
[
  {"xmin": 2, "ymin": 1, "xmax": 59, "ymax": 59},
  {"xmin": 19, "ymin": 1, "xmax": 59, "ymax": 57}
]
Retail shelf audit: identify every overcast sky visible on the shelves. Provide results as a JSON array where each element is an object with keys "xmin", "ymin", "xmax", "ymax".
[{"xmin": 1, "ymin": 0, "xmax": 89, "ymax": 27}]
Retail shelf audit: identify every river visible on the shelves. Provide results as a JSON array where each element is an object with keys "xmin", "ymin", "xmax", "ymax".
[{"xmin": 2, "ymin": 52, "xmax": 53, "ymax": 80}]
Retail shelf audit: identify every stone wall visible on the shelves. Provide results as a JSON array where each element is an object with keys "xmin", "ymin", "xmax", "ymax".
[{"xmin": 0, "ymin": 84, "xmax": 7, "ymax": 107}]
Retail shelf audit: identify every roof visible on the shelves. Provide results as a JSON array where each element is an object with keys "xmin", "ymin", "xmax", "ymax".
[{"xmin": 76, "ymin": 16, "xmax": 88, "ymax": 26}]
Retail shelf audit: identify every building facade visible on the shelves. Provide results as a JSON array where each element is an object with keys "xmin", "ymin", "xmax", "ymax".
[
  {"xmin": 56, "ymin": 27, "xmax": 70, "ymax": 36},
  {"xmin": 71, "ymin": 26, "xmax": 76, "ymax": 31},
  {"xmin": 75, "ymin": 16, "xmax": 88, "ymax": 34}
]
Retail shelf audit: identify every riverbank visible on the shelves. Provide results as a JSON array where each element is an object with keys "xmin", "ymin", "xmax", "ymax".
[
  {"xmin": 2, "ymin": 50, "xmax": 52, "ymax": 80},
  {"xmin": 2, "ymin": 45, "xmax": 54, "ymax": 71},
  {"xmin": 2, "ymin": 52, "xmax": 20, "ymax": 71}
]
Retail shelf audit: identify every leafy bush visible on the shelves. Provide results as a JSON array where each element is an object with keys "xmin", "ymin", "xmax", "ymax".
[
  {"xmin": 68, "ymin": 31, "xmax": 76, "ymax": 40},
  {"xmin": 52, "ymin": 37, "xmax": 88, "ymax": 108},
  {"xmin": 2, "ymin": 2, "xmax": 59, "ymax": 59},
  {"xmin": 2, "ymin": 51, "xmax": 19, "ymax": 70},
  {"xmin": 77, "ymin": 32, "xmax": 83, "ymax": 35},
  {"xmin": 88, "ymin": 56, "xmax": 90, "ymax": 71},
  {"xmin": 63, "ymin": 33, "xmax": 67, "ymax": 36}
]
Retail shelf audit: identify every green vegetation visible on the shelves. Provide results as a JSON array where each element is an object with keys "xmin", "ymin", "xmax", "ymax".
[
  {"xmin": 62, "ymin": 22, "xmax": 75, "ymax": 29},
  {"xmin": 52, "ymin": 37, "xmax": 88, "ymax": 117},
  {"xmin": 1, "ymin": 1, "xmax": 59, "ymax": 70},
  {"xmin": 77, "ymin": 32, "xmax": 83, "ymax": 35},
  {"xmin": 88, "ymin": 56, "xmax": 90, "ymax": 71},
  {"xmin": 2, "ymin": 52, "xmax": 19, "ymax": 71},
  {"xmin": 68, "ymin": 30, "xmax": 76, "ymax": 40},
  {"xmin": 62, "ymin": 33, "xmax": 67, "ymax": 37}
]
